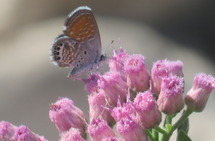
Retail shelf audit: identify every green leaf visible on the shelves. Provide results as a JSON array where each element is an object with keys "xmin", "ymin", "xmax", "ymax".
[
  {"xmin": 177, "ymin": 130, "xmax": 192, "ymax": 141},
  {"xmin": 165, "ymin": 124, "xmax": 173, "ymax": 133}
]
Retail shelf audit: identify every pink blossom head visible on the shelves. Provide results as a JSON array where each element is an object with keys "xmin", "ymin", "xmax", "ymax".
[
  {"xmin": 185, "ymin": 73, "xmax": 215, "ymax": 112},
  {"xmin": 109, "ymin": 48, "xmax": 129, "ymax": 74},
  {"xmin": 98, "ymin": 71, "xmax": 128, "ymax": 106},
  {"xmin": 133, "ymin": 90, "xmax": 161, "ymax": 129},
  {"xmin": 49, "ymin": 97, "xmax": 86, "ymax": 137},
  {"xmin": 116, "ymin": 117, "xmax": 148, "ymax": 141},
  {"xmin": 124, "ymin": 54, "xmax": 150, "ymax": 93},
  {"xmin": 111, "ymin": 102, "xmax": 135, "ymax": 122},
  {"xmin": 60, "ymin": 128, "xmax": 86, "ymax": 141},
  {"xmin": 151, "ymin": 59, "xmax": 183, "ymax": 95},
  {"xmin": 15, "ymin": 125, "xmax": 47, "ymax": 141},
  {"xmin": 83, "ymin": 73, "xmax": 101, "ymax": 94},
  {"xmin": 88, "ymin": 119, "xmax": 116, "ymax": 141},
  {"xmin": 101, "ymin": 137, "xmax": 119, "ymax": 141},
  {"xmin": 88, "ymin": 90, "xmax": 115, "ymax": 125},
  {"xmin": 167, "ymin": 60, "xmax": 183, "ymax": 77},
  {"xmin": 157, "ymin": 76, "xmax": 184, "ymax": 115},
  {"xmin": 0, "ymin": 121, "xmax": 17, "ymax": 140}
]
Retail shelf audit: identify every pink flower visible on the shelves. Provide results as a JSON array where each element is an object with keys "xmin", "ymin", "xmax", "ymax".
[
  {"xmin": 49, "ymin": 97, "xmax": 86, "ymax": 137},
  {"xmin": 109, "ymin": 48, "xmax": 129, "ymax": 77},
  {"xmin": 167, "ymin": 60, "xmax": 183, "ymax": 77},
  {"xmin": 116, "ymin": 117, "xmax": 148, "ymax": 141},
  {"xmin": 111, "ymin": 101, "xmax": 135, "ymax": 122},
  {"xmin": 60, "ymin": 128, "xmax": 86, "ymax": 141},
  {"xmin": 151, "ymin": 59, "xmax": 183, "ymax": 95},
  {"xmin": 185, "ymin": 73, "xmax": 215, "ymax": 112},
  {"xmin": 133, "ymin": 90, "xmax": 161, "ymax": 129},
  {"xmin": 83, "ymin": 73, "xmax": 101, "ymax": 94},
  {"xmin": 124, "ymin": 54, "xmax": 150, "ymax": 93},
  {"xmin": 157, "ymin": 76, "xmax": 184, "ymax": 115},
  {"xmin": 88, "ymin": 119, "xmax": 116, "ymax": 141},
  {"xmin": 88, "ymin": 90, "xmax": 115, "ymax": 125},
  {"xmin": 0, "ymin": 121, "xmax": 17, "ymax": 140},
  {"xmin": 98, "ymin": 71, "xmax": 128, "ymax": 106},
  {"xmin": 14, "ymin": 125, "xmax": 47, "ymax": 141},
  {"xmin": 0, "ymin": 122, "xmax": 47, "ymax": 141},
  {"xmin": 101, "ymin": 137, "xmax": 119, "ymax": 141}
]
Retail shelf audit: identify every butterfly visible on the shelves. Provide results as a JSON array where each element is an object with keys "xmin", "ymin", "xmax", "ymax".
[{"xmin": 50, "ymin": 6, "xmax": 107, "ymax": 79}]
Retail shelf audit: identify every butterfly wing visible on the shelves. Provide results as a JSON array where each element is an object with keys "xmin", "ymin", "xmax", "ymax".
[
  {"xmin": 63, "ymin": 6, "xmax": 102, "ymax": 64},
  {"xmin": 51, "ymin": 6, "xmax": 106, "ymax": 78},
  {"xmin": 50, "ymin": 35, "xmax": 82, "ymax": 67}
]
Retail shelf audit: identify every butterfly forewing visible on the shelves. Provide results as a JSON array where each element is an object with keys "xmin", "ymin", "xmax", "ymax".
[
  {"xmin": 65, "ymin": 7, "xmax": 103, "ymax": 64},
  {"xmin": 64, "ymin": 7, "xmax": 101, "ymax": 44}
]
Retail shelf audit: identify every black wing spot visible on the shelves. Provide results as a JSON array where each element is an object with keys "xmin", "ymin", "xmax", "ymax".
[
  {"xmin": 57, "ymin": 42, "xmax": 63, "ymax": 47},
  {"xmin": 54, "ymin": 52, "xmax": 60, "ymax": 55},
  {"xmin": 84, "ymin": 50, "xmax": 87, "ymax": 55}
]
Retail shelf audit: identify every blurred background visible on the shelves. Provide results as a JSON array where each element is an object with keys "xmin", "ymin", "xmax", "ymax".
[{"xmin": 0, "ymin": 0, "xmax": 214, "ymax": 140}]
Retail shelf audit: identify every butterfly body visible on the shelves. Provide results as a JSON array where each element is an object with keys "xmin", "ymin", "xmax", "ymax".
[{"xmin": 50, "ymin": 6, "xmax": 106, "ymax": 78}]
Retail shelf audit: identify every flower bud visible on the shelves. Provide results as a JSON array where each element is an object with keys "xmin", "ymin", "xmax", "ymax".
[
  {"xmin": 60, "ymin": 128, "xmax": 86, "ymax": 141},
  {"xmin": 151, "ymin": 59, "xmax": 183, "ymax": 95},
  {"xmin": 109, "ymin": 48, "xmax": 129, "ymax": 78},
  {"xmin": 88, "ymin": 90, "xmax": 114, "ymax": 125},
  {"xmin": 185, "ymin": 73, "xmax": 215, "ymax": 112},
  {"xmin": 101, "ymin": 137, "xmax": 119, "ymax": 141},
  {"xmin": 116, "ymin": 117, "xmax": 148, "ymax": 141},
  {"xmin": 167, "ymin": 60, "xmax": 183, "ymax": 77},
  {"xmin": 49, "ymin": 97, "xmax": 86, "ymax": 137},
  {"xmin": 98, "ymin": 71, "xmax": 128, "ymax": 106},
  {"xmin": 88, "ymin": 119, "xmax": 116, "ymax": 141},
  {"xmin": 14, "ymin": 125, "xmax": 47, "ymax": 141},
  {"xmin": 157, "ymin": 76, "xmax": 184, "ymax": 115},
  {"xmin": 134, "ymin": 90, "xmax": 161, "ymax": 129},
  {"xmin": 124, "ymin": 54, "xmax": 150, "ymax": 93},
  {"xmin": 0, "ymin": 121, "xmax": 17, "ymax": 140},
  {"xmin": 111, "ymin": 102, "xmax": 135, "ymax": 122},
  {"xmin": 83, "ymin": 73, "xmax": 101, "ymax": 94}
]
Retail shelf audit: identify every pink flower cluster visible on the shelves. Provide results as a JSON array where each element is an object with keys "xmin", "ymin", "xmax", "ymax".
[
  {"xmin": 0, "ymin": 121, "xmax": 47, "ymax": 141},
  {"xmin": 0, "ymin": 49, "xmax": 214, "ymax": 141}
]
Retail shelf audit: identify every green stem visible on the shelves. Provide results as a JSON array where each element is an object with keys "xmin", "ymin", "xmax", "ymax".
[
  {"xmin": 159, "ymin": 108, "xmax": 193, "ymax": 141},
  {"xmin": 152, "ymin": 129, "xmax": 158, "ymax": 141},
  {"xmin": 173, "ymin": 108, "xmax": 193, "ymax": 130},
  {"xmin": 145, "ymin": 130, "xmax": 154, "ymax": 140},
  {"xmin": 154, "ymin": 126, "xmax": 168, "ymax": 135},
  {"xmin": 165, "ymin": 115, "xmax": 173, "ymax": 125},
  {"xmin": 154, "ymin": 126, "xmax": 169, "ymax": 141}
]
